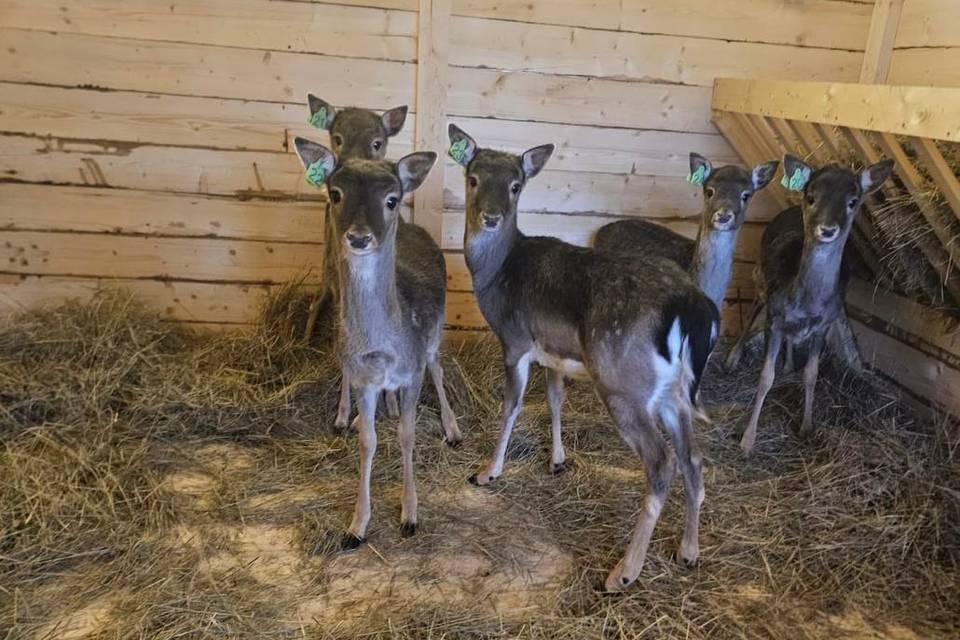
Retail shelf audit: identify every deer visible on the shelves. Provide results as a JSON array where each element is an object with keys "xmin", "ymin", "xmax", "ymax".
[
  {"xmin": 448, "ymin": 124, "xmax": 720, "ymax": 591},
  {"xmin": 300, "ymin": 94, "xmax": 409, "ymax": 429},
  {"xmin": 734, "ymin": 154, "xmax": 893, "ymax": 455},
  {"xmin": 295, "ymin": 136, "xmax": 459, "ymax": 546}
]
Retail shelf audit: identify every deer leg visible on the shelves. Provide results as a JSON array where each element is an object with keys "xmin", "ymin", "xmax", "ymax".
[
  {"xmin": 334, "ymin": 371, "xmax": 351, "ymax": 431},
  {"xmin": 398, "ymin": 378, "xmax": 423, "ymax": 537},
  {"xmin": 302, "ymin": 293, "xmax": 323, "ymax": 343},
  {"xmin": 604, "ymin": 394, "xmax": 675, "ymax": 592},
  {"xmin": 344, "ymin": 386, "xmax": 378, "ymax": 549},
  {"xmin": 828, "ymin": 311, "xmax": 863, "ymax": 374},
  {"xmin": 427, "ymin": 355, "xmax": 462, "ymax": 447},
  {"xmin": 741, "ymin": 326, "xmax": 782, "ymax": 455},
  {"xmin": 469, "ymin": 353, "xmax": 531, "ymax": 486},
  {"xmin": 782, "ymin": 341, "xmax": 795, "ymax": 373},
  {"xmin": 799, "ymin": 334, "xmax": 824, "ymax": 436},
  {"xmin": 384, "ymin": 391, "xmax": 400, "ymax": 419},
  {"xmin": 724, "ymin": 301, "xmax": 764, "ymax": 371},
  {"xmin": 662, "ymin": 401, "xmax": 704, "ymax": 567},
  {"xmin": 545, "ymin": 367, "xmax": 566, "ymax": 474}
]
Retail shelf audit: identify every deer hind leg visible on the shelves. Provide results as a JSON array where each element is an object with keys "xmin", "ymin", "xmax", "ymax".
[
  {"xmin": 741, "ymin": 325, "xmax": 782, "ymax": 455},
  {"xmin": 335, "ymin": 371, "xmax": 352, "ymax": 431},
  {"xmin": 398, "ymin": 378, "xmax": 423, "ymax": 537},
  {"xmin": 427, "ymin": 355, "xmax": 462, "ymax": 447},
  {"xmin": 344, "ymin": 386, "xmax": 379, "ymax": 549},
  {"xmin": 469, "ymin": 353, "xmax": 531, "ymax": 486},
  {"xmin": 603, "ymin": 394, "xmax": 676, "ymax": 592},
  {"xmin": 384, "ymin": 391, "xmax": 400, "ymax": 419},
  {"xmin": 545, "ymin": 367, "xmax": 567, "ymax": 474},
  {"xmin": 828, "ymin": 310, "xmax": 863, "ymax": 374},
  {"xmin": 661, "ymin": 400, "xmax": 704, "ymax": 567},
  {"xmin": 724, "ymin": 301, "xmax": 765, "ymax": 371},
  {"xmin": 799, "ymin": 334, "xmax": 825, "ymax": 436}
]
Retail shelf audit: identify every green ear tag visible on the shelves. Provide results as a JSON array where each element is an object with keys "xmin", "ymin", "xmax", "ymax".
[
  {"xmin": 308, "ymin": 106, "xmax": 330, "ymax": 130},
  {"xmin": 781, "ymin": 167, "xmax": 809, "ymax": 192},
  {"xmin": 304, "ymin": 160, "xmax": 327, "ymax": 187},
  {"xmin": 448, "ymin": 138, "xmax": 469, "ymax": 166},
  {"xmin": 687, "ymin": 165, "xmax": 707, "ymax": 185}
]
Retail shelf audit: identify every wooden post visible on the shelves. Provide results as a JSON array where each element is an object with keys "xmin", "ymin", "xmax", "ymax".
[
  {"xmin": 859, "ymin": 0, "xmax": 904, "ymax": 84},
  {"xmin": 413, "ymin": 0, "xmax": 449, "ymax": 243}
]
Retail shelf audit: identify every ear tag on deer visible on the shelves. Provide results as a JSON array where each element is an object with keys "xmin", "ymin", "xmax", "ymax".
[
  {"xmin": 308, "ymin": 106, "xmax": 330, "ymax": 130},
  {"xmin": 781, "ymin": 166, "xmax": 811, "ymax": 192},
  {"xmin": 448, "ymin": 138, "xmax": 469, "ymax": 166},
  {"xmin": 687, "ymin": 165, "xmax": 707, "ymax": 186},
  {"xmin": 304, "ymin": 160, "xmax": 327, "ymax": 187}
]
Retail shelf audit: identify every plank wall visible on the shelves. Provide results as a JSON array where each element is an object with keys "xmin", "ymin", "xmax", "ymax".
[
  {"xmin": 0, "ymin": 0, "xmax": 873, "ymax": 334},
  {"xmin": 890, "ymin": 0, "xmax": 960, "ymax": 86}
]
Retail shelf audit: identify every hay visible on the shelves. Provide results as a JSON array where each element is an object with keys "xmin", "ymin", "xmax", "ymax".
[{"xmin": 1, "ymin": 288, "xmax": 958, "ymax": 639}]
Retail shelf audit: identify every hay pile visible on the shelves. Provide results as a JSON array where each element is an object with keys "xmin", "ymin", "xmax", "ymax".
[{"xmin": 1, "ymin": 289, "xmax": 958, "ymax": 639}]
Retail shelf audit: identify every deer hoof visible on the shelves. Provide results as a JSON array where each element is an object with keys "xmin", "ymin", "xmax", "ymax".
[
  {"xmin": 550, "ymin": 461, "xmax": 567, "ymax": 475},
  {"xmin": 340, "ymin": 533, "xmax": 365, "ymax": 551},
  {"xmin": 444, "ymin": 435, "xmax": 462, "ymax": 449},
  {"xmin": 603, "ymin": 561, "xmax": 636, "ymax": 593},
  {"xmin": 399, "ymin": 522, "xmax": 417, "ymax": 538},
  {"xmin": 467, "ymin": 473, "xmax": 497, "ymax": 486},
  {"xmin": 675, "ymin": 550, "xmax": 699, "ymax": 569}
]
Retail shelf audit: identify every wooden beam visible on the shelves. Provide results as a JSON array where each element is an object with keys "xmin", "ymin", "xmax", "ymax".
[
  {"xmin": 414, "ymin": 0, "xmax": 450, "ymax": 242},
  {"xmin": 713, "ymin": 112, "xmax": 789, "ymax": 210},
  {"xmin": 789, "ymin": 120, "xmax": 827, "ymax": 162},
  {"xmin": 859, "ymin": 0, "xmax": 904, "ymax": 83},
  {"xmin": 712, "ymin": 78, "xmax": 960, "ymax": 142},
  {"xmin": 911, "ymin": 137, "xmax": 960, "ymax": 227}
]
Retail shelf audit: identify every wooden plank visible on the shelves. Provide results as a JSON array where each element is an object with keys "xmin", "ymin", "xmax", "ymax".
[
  {"xmin": 888, "ymin": 47, "xmax": 960, "ymax": 87},
  {"xmin": 859, "ymin": 0, "xmax": 904, "ymax": 83},
  {"xmin": 448, "ymin": 0, "xmax": 873, "ymax": 50},
  {"xmin": 0, "ymin": 0, "xmax": 417, "ymax": 62},
  {"xmin": 0, "ymin": 231, "xmax": 323, "ymax": 284},
  {"xmin": 413, "ymin": 0, "xmax": 449, "ymax": 242},
  {"xmin": 298, "ymin": 0, "xmax": 417, "ymax": 10},
  {"xmin": 733, "ymin": 114, "xmax": 792, "ymax": 209},
  {"xmin": 712, "ymin": 78, "xmax": 960, "ymax": 142},
  {"xmin": 790, "ymin": 120, "xmax": 830, "ymax": 162},
  {"xmin": 0, "ymin": 273, "xmax": 275, "ymax": 324},
  {"xmin": 448, "ymin": 16, "xmax": 863, "ymax": 87},
  {"xmin": 0, "ymin": 29, "xmax": 415, "ymax": 110},
  {"xmin": 911, "ymin": 137, "xmax": 960, "ymax": 227},
  {"xmin": 894, "ymin": 0, "xmax": 960, "ymax": 48},
  {"xmin": 0, "ymin": 184, "xmax": 325, "ymax": 243}
]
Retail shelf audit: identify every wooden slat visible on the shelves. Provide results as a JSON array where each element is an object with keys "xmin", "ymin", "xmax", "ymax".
[
  {"xmin": 790, "ymin": 120, "xmax": 829, "ymax": 162},
  {"xmin": 893, "ymin": 0, "xmax": 960, "ymax": 48},
  {"xmin": 0, "ymin": 29, "xmax": 415, "ymax": 110},
  {"xmin": 0, "ymin": 184, "xmax": 325, "ymax": 243},
  {"xmin": 448, "ymin": 16, "xmax": 863, "ymax": 87},
  {"xmin": 0, "ymin": 0, "xmax": 417, "ymax": 62},
  {"xmin": 0, "ymin": 231, "xmax": 322, "ymax": 284},
  {"xmin": 731, "ymin": 114, "xmax": 791, "ymax": 209},
  {"xmin": 911, "ymin": 137, "xmax": 960, "ymax": 227},
  {"xmin": 302, "ymin": 0, "xmax": 417, "ymax": 10},
  {"xmin": 859, "ymin": 0, "xmax": 904, "ymax": 83},
  {"xmin": 712, "ymin": 78, "xmax": 960, "ymax": 142},
  {"xmin": 711, "ymin": 111, "xmax": 788, "ymax": 211},
  {"xmin": 888, "ymin": 47, "xmax": 960, "ymax": 88}
]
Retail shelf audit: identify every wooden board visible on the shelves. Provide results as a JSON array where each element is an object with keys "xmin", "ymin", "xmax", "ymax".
[
  {"xmin": 894, "ymin": 0, "xmax": 960, "ymax": 48},
  {"xmin": 0, "ymin": 0, "xmax": 417, "ymax": 61},
  {"xmin": 888, "ymin": 48, "xmax": 960, "ymax": 88},
  {"xmin": 859, "ymin": 0, "xmax": 903, "ymax": 83},
  {"xmin": 712, "ymin": 78, "xmax": 960, "ymax": 142}
]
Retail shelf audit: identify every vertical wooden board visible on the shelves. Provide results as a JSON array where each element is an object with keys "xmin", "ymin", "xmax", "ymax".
[
  {"xmin": 414, "ymin": 0, "xmax": 449, "ymax": 242},
  {"xmin": 859, "ymin": 0, "xmax": 904, "ymax": 83}
]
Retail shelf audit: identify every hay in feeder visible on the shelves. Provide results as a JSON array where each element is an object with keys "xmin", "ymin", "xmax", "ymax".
[{"xmin": 0, "ymin": 288, "xmax": 958, "ymax": 639}]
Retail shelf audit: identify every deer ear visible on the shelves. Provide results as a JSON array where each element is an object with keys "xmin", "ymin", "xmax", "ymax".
[
  {"xmin": 752, "ymin": 161, "xmax": 780, "ymax": 190},
  {"xmin": 521, "ymin": 144, "xmax": 554, "ymax": 180},
  {"xmin": 306, "ymin": 94, "xmax": 335, "ymax": 131},
  {"xmin": 294, "ymin": 137, "xmax": 336, "ymax": 186},
  {"xmin": 397, "ymin": 152, "xmax": 437, "ymax": 193},
  {"xmin": 860, "ymin": 159, "xmax": 894, "ymax": 195},
  {"xmin": 781, "ymin": 154, "xmax": 813, "ymax": 192},
  {"xmin": 381, "ymin": 105, "xmax": 408, "ymax": 137},
  {"xmin": 447, "ymin": 124, "xmax": 478, "ymax": 167},
  {"xmin": 687, "ymin": 153, "xmax": 712, "ymax": 185}
]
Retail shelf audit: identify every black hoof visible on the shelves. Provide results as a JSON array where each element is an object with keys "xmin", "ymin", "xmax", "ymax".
[
  {"xmin": 675, "ymin": 551, "xmax": 699, "ymax": 569},
  {"xmin": 467, "ymin": 473, "xmax": 497, "ymax": 486},
  {"xmin": 400, "ymin": 522, "xmax": 417, "ymax": 538},
  {"xmin": 340, "ymin": 533, "xmax": 364, "ymax": 551},
  {"xmin": 550, "ymin": 461, "xmax": 567, "ymax": 475},
  {"xmin": 445, "ymin": 437, "xmax": 462, "ymax": 449}
]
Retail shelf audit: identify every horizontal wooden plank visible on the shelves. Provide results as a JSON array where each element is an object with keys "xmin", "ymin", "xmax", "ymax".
[
  {"xmin": 888, "ymin": 47, "xmax": 960, "ymax": 88},
  {"xmin": 0, "ymin": 273, "xmax": 275, "ymax": 324},
  {"xmin": 0, "ymin": 231, "xmax": 323, "ymax": 283},
  {"xmin": 0, "ymin": 28, "xmax": 415, "ymax": 110},
  {"xmin": 448, "ymin": 0, "xmax": 872, "ymax": 50},
  {"xmin": 295, "ymin": 0, "xmax": 417, "ymax": 10},
  {"xmin": 449, "ymin": 16, "xmax": 863, "ymax": 87},
  {"xmin": 0, "ymin": 184, "xmax": 325, "ymax": 242},
  {"xmin": 0, "ymin": 0, "xmax": 417, "ymax": 61},
  {"xmin": 894, "ymin": 0, "xmax": 959, "ymax": 48},
  {"xmin": 712, "ymin": 78, "xmax": 960, "ymax": 142}
]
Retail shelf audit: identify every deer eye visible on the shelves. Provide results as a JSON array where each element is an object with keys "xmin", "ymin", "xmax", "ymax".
[
  {"xmin": 847, "ymin": 197, "xmax": 859, "ymax": 209},
  {"xmin": 329, "ymin": 188, "xmax": 342, "ymax": 204},
  {"xmin": 386, "ymin": 196, "xmax": 399, "ymax": 210},
  {"xmin": 705, "ymin": 187, "xmax": 715, "ymax": 198},
  {"xmin": 372, "ymin": 140, "xmax": 383, "ymax": 151},
  {"xmin": 468, "ymin": 175, "xmax": 478, "ymax": 188},
  {"xmin": 510, "ymin": 182, "xmax": 521, "ymax": 195},
  {"xmin": 333, "ymin": 134, "xmax": 344, "ymax": 146},
  {"xmin": 741, "ymin": 191, "xmax": 751, "ymax": 203},
  {"xmin": 805, "ymin": 194, "xmax": 815, "ymax": 206}
]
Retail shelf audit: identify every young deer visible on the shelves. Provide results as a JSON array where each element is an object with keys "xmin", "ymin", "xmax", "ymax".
[
  {"xmin": 449, "ymin": 124, "xmax": 719, "ymax": 591},
  {"xmin": 295, "ymin": 137, "xmax": 460, "ymax": 546},
  {"xmin": 594, "ymin": 153, "xmax": 778, "ymax": 312},
  {"xmin": 302, "ymin": 95, "xmax": 408, "ymax": 427},
  {"xmin": 736, "ymin": 154, "xmax": 893, "ymax": 455}
]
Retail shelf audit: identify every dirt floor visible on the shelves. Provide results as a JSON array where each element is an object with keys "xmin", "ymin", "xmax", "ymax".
[{"xmin": 1, "ymin": 291, "xmax": 958, "ymax": 639}]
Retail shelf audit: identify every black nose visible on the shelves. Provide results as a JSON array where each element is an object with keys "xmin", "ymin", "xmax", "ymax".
[
  {"xmin": 715, "ymin": 212, "xmax": 734, "ymax": 225},
  {"xmin": 818, "ymin": 225, "xmax": 839, "ymax": 239},
  {"xmin": 346, "ymin": 231, "xmax": 373, "ymax": 249},
  {"xmin": 482, "ymin": 213, "xmax": 501, "ymax": 228}
]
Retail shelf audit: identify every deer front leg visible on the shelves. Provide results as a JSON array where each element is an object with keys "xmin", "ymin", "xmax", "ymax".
[
  {"xmin": 799, "ymin": 334, "xmax": 824, "ymax": 436},
  {"xmin": 398, "ymin": 378, "xmax": 423, "ymax": 537},
  {"xmin": 469, "ymin": 353, "xmax": 531, "ymax": 486},
  {"xmin": 427, "ymin": 355, "xmax": 462, "ymax": 447},
  {"xmin": 384, "ymin": 391, "xmax": 400, "ymax": 419},
  {"xmin": 344, "ymin": 386, "xmax": 378, "ymax": 549},
  {"xmin": 545, "ymin": 367, "xmax": 566, "ymax": 474},
  {"xmin": 334, "ymin": 371, "xmax": 351, "ymax": 431},
  {"xmin": 828, "ymin": 310, "xmax": 863, "ymax": 374},
  {"xmin": 741, "ymin": 326, "xmax": 782, "ymax": 455}
]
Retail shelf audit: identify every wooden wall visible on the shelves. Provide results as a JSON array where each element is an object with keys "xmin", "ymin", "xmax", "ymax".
[
  {"xmin": 890, "ymin": 0, "xmax": 960, "ymax": 86},
  {"xmin": 0, "ymin": 0, "xmax": 874, "ymax": 334}
]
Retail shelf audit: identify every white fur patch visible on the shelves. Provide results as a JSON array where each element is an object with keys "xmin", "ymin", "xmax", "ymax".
[{"xmin": 531, "ymin": 344, "xmax": 590, "ymax": 381}]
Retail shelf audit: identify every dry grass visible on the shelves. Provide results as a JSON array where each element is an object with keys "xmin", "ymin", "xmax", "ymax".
[{"xmin": 1, "ymin": 287, "xmax": 958, "ymax": 639}]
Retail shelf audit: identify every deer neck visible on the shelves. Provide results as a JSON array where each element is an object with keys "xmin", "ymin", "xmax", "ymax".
[
  {"xmin": 794, "ymin": 237, "xmax": 845, "ymax": 302},
  {"xmin": 690, "ymin": 224, "xmax": 737, "ymax": 310},
  {"xmin": 339, "ymin": 240, "xmax": 401, "ymax": 346},
  {"xmin": 464, "ymin": 219, "xmax": 519, "ymax": 292}
]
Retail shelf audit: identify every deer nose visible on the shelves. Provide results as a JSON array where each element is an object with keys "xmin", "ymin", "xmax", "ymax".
[
  {"xmin": 480, "ymin": 212, "xmax": 502, "ymax": 229},
  {"xmin": 345, "ymin": 229, "xmax": 374, "ymax": 250},
  {"xmin": 816, "ymin": 224, "xmax": 840, "ymax": 242},
  {"xmin": 713, "ymin": 210, "xmax": 735, "ymax": 227}
]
